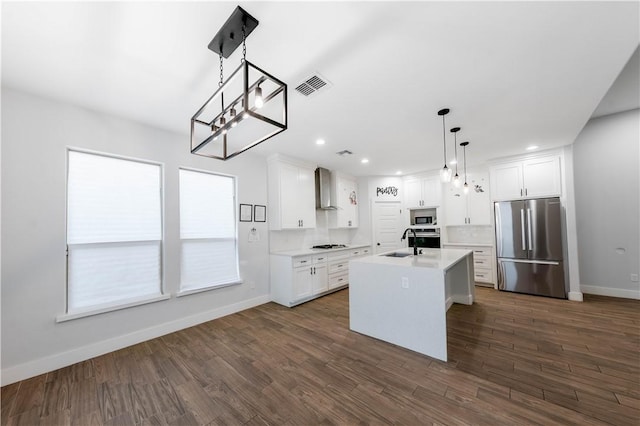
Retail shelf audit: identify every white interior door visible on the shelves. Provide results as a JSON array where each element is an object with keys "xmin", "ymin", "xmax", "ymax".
[{"xmin": 372, "ymin": 201, "xmax": 404, "ymax": 254}]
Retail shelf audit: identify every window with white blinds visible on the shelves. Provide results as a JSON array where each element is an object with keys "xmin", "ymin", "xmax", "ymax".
[
  {"xmin": 66, "ymin": 150, "xmax": 163, "ymax": 314},
  {"xmin": 179, "ymin": 169, "xmax": 239, "ymax": 292}
]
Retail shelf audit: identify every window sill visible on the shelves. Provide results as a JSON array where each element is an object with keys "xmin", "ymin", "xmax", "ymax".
[
  {"xmin": 56, "ymin": 294, "xmax": 170, "ymax": 323},
  {"xmin": 176, "ymin": 280, "xmax": 242, "ymax": 298}
]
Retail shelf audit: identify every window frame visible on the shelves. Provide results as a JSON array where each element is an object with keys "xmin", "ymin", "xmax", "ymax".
[
  {"xmin": 58, "ymin": 147, "xmax": 167, "ymax": 322},
  {"xmin": 177, "ymin": 166, "xmax": 241, "ymax": 296}
]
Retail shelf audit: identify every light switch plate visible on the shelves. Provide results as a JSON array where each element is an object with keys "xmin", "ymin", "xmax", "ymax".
[{"xmin": 401, "ymin": 277, "xmax": 409, "ymax": 289}]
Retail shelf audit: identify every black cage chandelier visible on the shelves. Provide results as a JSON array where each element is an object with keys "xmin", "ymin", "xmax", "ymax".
[{"xmin": 191, "ymin": 6, "xmax": 288, "ymax": 160}]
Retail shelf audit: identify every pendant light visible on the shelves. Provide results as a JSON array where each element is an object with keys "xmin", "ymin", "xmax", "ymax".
[
  {"xmin": 460, "ymin": 141, "xmax": 470, "ymax": 194},
  {"xmin": 190, "ymin": 6, "xmax": 288, "ymax": 161},
  {"xmin": 438, "ymin": 108, "xmax": 452, "ymax": 183},
  {"xmin": 450, "ymin": 127, "xmax": 462, "ymax": 188}
]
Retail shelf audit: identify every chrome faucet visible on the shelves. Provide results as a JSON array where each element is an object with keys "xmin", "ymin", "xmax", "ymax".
[{"xmin": 401, "ymin": 228, "xmax": 418, "ymax": 255}]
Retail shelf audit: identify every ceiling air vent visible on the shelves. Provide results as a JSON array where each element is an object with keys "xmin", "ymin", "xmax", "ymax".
[{"xmin": 295, "ymin": 73, "xmax": 332, "ymax": 98}]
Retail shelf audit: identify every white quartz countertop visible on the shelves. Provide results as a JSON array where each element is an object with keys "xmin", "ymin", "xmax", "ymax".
[
  {"xmin": 351, "ymin": 247, "xmax": 472, "ymax": 271},
  {"xmin": 271, "ymin": 244, "xmax": 371, "ymax": 257},
  {"xmin": 442, "ymin": 242, "xmax": 494, "ymax": 248}
]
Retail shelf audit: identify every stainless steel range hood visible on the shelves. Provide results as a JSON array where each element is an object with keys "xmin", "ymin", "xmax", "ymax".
[{"xmin": 315, "ymin": 167, "xmax": 337, "ymax": 210}]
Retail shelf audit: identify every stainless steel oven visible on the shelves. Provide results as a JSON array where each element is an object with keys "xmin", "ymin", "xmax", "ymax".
[{"xmin": 408, "ymin": 227, "xmax": 441, "ymax": 248}]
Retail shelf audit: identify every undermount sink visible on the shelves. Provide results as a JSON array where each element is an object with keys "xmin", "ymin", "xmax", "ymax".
[{"xmin": 382, "ymin": 252, "xmax": 413, "ymax": 258}]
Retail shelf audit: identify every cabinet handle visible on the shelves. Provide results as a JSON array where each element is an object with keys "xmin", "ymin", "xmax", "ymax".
[
  {"xmin": 520, "ymin": 188, "xmax": 523, "ymax": 197},
  {"xmin": 300, "ymin": 260, "xmax": 307, "ymax": 263},
  {"xmin": 525, "ymin": 188, "xmax": 528, "ymax": 196},
  {"xmin": 338, "ymin": 264, "xmax": 343, "ymax": 268}
]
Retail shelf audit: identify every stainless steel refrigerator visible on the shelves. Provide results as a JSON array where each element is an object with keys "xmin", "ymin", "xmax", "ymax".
[{"xmin": 494, "ymin": 197, "xmax": 567, "ymax": 299}]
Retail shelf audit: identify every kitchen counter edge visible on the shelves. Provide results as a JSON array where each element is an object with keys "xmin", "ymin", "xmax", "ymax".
[{"xmin": 271, "ymin": 244, "xmax": 372, "ymax": 257}]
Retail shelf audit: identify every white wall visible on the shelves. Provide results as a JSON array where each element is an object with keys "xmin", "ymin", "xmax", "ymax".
[
  {"xmin": 0, "ymin": 88, "xmax": 271, "ymax": 384},
  {"xmin": 573, "ymin": 109, "xmax": 640, "ymax": 299}
]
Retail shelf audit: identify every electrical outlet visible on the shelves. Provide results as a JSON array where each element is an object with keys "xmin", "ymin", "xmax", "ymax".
[
  {"xmin": 401, "ymin": 277, "xmax": 409, "ymax": 289},
  {"xmin": 631, "ymin": 274, "xmax": 639, "ymax": 282}
]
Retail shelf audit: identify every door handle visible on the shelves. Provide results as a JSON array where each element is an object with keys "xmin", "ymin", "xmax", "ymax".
[
  {"xmin": 520, "ymin": 209, "xmax": 526, "ymax": 250},
  {"xmin": 527, "ymin": 209, "xmax": 533, "ymax": 250}
]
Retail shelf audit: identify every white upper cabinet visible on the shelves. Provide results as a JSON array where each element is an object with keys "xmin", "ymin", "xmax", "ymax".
[
  {"xmin": 490, "ymin": 155, "xmax": 561, "ymax": 201},
  {"xmin": 404, "ymin": 175, "xmax": 441, "ymax": 209},
  {"xmin": 268, "ymin": 156, "xmax": 317, "ymax": 230},
  {"xmin": 444, "ymin": 171, "xmax": 492, "ymax": 226},
  {"xmin": 330, "ymin": 173, "xmax": 359, "ymax": 228}
]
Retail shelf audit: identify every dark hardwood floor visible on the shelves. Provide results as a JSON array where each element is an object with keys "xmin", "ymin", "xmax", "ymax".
[{"xmin": 2, "ymin": 287, "xmax": 639, "ymax": 425}]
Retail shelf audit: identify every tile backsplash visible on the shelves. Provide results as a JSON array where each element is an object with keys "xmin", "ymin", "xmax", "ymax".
[
  {"xmin": 269, "ymin": 210, "xmax": 355, "ymax": 252},
  {"xmin": 446, "ymin": 225, "xmax": 494, "ymax": 245}
]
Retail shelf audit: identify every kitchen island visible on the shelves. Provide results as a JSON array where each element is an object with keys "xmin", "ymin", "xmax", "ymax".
[{"xmin": 349, "ymin": 247, "xmax": 474, "ymax": 362}]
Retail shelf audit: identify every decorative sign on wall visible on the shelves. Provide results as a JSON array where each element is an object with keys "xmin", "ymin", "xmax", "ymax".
[
  {"xmin": 376, "ymin": 186, "xmax": 399, "ymax": 197},
  {"xmin": 349, "ymin": 191, "xmax": 358, "ymax": 205}
]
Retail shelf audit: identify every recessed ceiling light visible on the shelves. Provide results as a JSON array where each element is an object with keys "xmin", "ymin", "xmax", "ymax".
[
  {"xmin": 526, "ymin": 145, "xmax": 539, "ymax": 151},
  {"xmin": 316, "ymin": 138, "xmax": 325, "ymax": 145},
  {"xmin": 396, "ymin": 171, "xmax": 402, "ymax": 175},
  {"xmin": 361, "ymin": 158, "xmax": 369, "ymax": 164}
]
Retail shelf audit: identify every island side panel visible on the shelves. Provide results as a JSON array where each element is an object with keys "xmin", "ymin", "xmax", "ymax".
[
  {"xmin": 349, "ymin": 261, "xmax": 448, "ymax": 361},
  {"xmin": 447, "ymin": 252, "xmax": 475, "ymax": 306}
]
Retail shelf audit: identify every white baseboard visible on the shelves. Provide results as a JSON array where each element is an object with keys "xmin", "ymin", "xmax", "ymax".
[
  {"xmin": 451, "ymin": 294, "xmax": 473, "ymax": 305},
  {"xmin": 445, "ymin": 296, "xmax": 453, "ymax": 311},
  {"xmin": 581, "ymin": 285, "xmax": 640, "ymax": 300},
  {"xmin": 445, "ymin": 294, "xmax": 473, "ymax": 312},
  {"xmin": 1, "ymin": 295, "xmax": 271, "ymax": 386},
  {"xmin": 568, "ymin": 291, "xmax": 584, "ymax": 302}
]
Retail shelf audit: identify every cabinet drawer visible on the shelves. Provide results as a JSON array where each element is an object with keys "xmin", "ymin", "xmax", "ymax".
[
  {"xmin": 473, "ymin": 256, "xmax": 491, "ymax": 268},
  {"xmin": 474, "ymin": 266, "xmax": 493, "ymax": 283},
  {"xmin": 328, "ymin": 251, "xmax": 350, "ymax": 261},
  {"xmin": 293, "ymin": 256, "xmax": 312, "ymax": 268},
  {"xmin": 329, "ymin": 273, "xmax": 349, "ymax": 289},
  {"xmin": 329, "ymin": 261, "xmax": 349, "ymax": 274},
  {"xmin": 350, "ymin": 247, "xmax": 371, "ymax": 257},
  {"xmin": 472, "ymin": 248, "xmax": 491, "ymax": 256},
  {"xmin": 312, "ymin": 254, "xmax": 328, "ymax": 264}
]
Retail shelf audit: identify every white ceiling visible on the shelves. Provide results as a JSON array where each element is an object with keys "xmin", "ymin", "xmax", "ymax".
[{"xmin": 2, "ymin": 1, "xmax": 638, "ymax": 176}]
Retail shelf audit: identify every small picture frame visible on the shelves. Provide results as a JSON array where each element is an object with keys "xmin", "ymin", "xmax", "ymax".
[
  {"xmin": 239, "ymin": 204, "xmax": 253, "ymax": 222},
  {"xmin": 254, "ymin": 205, "xmax": 266, "ymax": 222}
]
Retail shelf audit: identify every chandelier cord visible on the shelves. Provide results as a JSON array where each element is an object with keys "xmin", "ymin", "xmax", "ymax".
[
  {"xmin": 241, "ymin": 25, "xmax": 247, "ymax": 63},
  {"xmin": 442, "ymin": 115, "xmax": 447, "ymax": 162},
  {"xmin": 218, "ymin": 53, "xmax": 224, "ymax": 87}
]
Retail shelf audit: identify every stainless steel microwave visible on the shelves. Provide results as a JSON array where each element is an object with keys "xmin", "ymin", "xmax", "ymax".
[{"xmin": 414, "ymin": 216, "xmax": 433, "ymax": 225}]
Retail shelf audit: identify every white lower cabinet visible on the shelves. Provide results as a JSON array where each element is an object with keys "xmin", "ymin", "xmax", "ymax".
[
  {"xmin": 270, "ymin": 246, "xmax": 371, "ymax": 307},
  {"xmin": 442, "ymin": 244, "xmax": 495, "ymax": 286}
]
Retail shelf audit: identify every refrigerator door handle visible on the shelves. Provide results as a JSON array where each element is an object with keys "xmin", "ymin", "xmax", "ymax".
[
  {"xmin": 520, "ymin": 209, "xmax": 527, "ymax": 251},
  {"xmin": 527, "ymin": 209, "xmax": 533, "ymax": 250}
]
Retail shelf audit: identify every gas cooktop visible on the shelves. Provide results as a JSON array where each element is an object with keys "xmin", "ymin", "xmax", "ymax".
[{"xmin": 312, "ymin": 244, "xmax": 347, "ymax": 249}]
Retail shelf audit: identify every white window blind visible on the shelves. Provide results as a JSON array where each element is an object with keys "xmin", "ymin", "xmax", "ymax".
[
  {"xmin": 67, "ymin": 150, "xmax": 163, "ymax": 313},
  {"xmin": 179, "ymin": 169, "xmax": 239, "ymax": 292}
]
